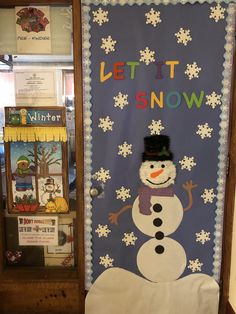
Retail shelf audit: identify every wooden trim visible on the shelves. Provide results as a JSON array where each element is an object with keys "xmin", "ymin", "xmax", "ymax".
[
  {"xmin": 62, "ymin": 141, "xmax": 69, "ymax": 208},
  {"xmin": 219, "ymin": 49, "xmax": 236, "ymax": 314},
  {"xmin": 0, "ymin": 0, "xmax": 71, "ymax": 7},
  {"xmin": 4, "ymin": 143, "xmax": 14, "ymax": 213},
  {"xmin": 72, "ymin": 0, "xmax": 85, "ymax": 312},
  {"xmin": 0, "ymin": 155, "xmax": 6, "ymax": 274},
  {"xmin": 226, "ymin": 301, "xmax": 236, "ymax": 314}
]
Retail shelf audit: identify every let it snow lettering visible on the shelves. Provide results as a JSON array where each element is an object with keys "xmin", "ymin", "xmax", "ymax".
[{"xmin": 99, "ymin": 60, "xmax": 210, "ymax": 110}]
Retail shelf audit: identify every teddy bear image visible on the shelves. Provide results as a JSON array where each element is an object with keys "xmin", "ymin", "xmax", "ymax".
[{"xmin": 13, "ymin": 155, "xmax": 35, "ymax": 191}]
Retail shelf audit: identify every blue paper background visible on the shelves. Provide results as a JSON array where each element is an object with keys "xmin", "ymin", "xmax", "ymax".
[{"xmin": 86, "ymin": 3, "xmax": 229, "ymax": 282}]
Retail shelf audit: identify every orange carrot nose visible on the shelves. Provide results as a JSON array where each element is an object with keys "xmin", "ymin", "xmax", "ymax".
[{"xmin": 150, "ymin": 169, "xmax": 164, "ymax": 178}]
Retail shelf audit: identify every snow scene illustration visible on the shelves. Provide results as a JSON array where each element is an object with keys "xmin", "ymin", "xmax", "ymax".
[
  {"xmin": 82, "ymin": 2, "xmax": 234, "ymax": 313},
  {"xmin": 39, "ymin": 176, "xmax": 62, "ymax": 204},
  {"xmin": 10, "ymin": 142, "xmax": 68, "ymax": 213},
  {"xmin": 28, "ymin": 142, "xmax": 63, "ymax": 176}
]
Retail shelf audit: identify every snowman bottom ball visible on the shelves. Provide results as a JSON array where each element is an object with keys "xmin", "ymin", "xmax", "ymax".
[{"xmin": 137, "ymin": 237, "xmax": 187, "ymax": 282}]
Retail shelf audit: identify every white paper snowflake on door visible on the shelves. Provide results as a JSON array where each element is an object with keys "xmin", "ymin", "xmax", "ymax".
[
  {"xmin": 175, "ymin": 28, "xmax": 192, "ymax": 46},
  {"xmin": 145, "ymin": 8, "xmax": 162, "ymax": 27},
  {"xmin": 188, "ymin": 259, "xmax": 203, "ymax": 272},
  {"xmin": 139, "ymin": 47, "xmax": 155, "ymax": 65},
  {"xmin": 101, "ymin": 35, "xmax": 117, "ymax": 54},
  {"xmin": 92, "ymin": 7, "xmax": 109, "ymax": 26},
  {"xmin": 185, "ymin": 62, "xmax": 201, "ymax": 80}
]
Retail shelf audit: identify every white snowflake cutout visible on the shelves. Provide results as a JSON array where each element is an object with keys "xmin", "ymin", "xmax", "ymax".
[
  {"xmin": 99, "ymin": 254, "xmax": 114, "ymax": 268},
  {"xmin": 98, "ymin": 116, "xmax": 114, "ymax": 132},
  {"xmin": 196, "ymin": 230, "xmax": 211, "ymax": 244},
  {"xmin": 122, "ymin": 232, "xmax": 137, "ymax": 246},
  {"xmin": 145, "ymin": 8, "xmax": 162, "ymax": 27},
  {"xmin": 113, "ymin": 92, "xmax": 129, "ymax": 109},
  {"xmin": 95, "ymin": 224, "xmax": 111, "ymax": 237},
  {"xmin": 92, "ymin": 7, "xmax": 109, "ymax": 26},
  {"xmin": 196, "ymin": 123, "xmax": 213, "ymax": 139},
  {"xmin": 116, "ymin": 186, "xmax": 131, "ymax": 202},
  {"xmin": 94, "ymin": 167, "xmax": 111, "ymax": 183},
  {"xmin": 185, "ymin": 62, "xmax": 201, "ymax": 80},
  {"xmin": 148, "ymin": 119, "xmax": 164, "ymax": 135},
  {"xmin": 206, "ymin": 92, "xmax": 222, "ymax": 109},
  {"xmin": 139, "ymin": 47, "xmax": 155, "ymax": 65},
  {"xmin": 179, "ymin": 156, "xmax": 196, "ymax": 171},
  {"xmin": 201, "ymin": 188, "xmax": 216, "ymax": 204},
  {"xmin": 118, "ymin": 142, "xmax": 132, "ymax": 158},
  {"xmin": 209, "ymin": 4, "xmax": 226, "ymax": 22},
  {"xmin": 175, "ymin": 28, "xmax": 192, "ymax": 46},
  {"xmin": 188, "ymin": 259, "xmax": 203, "ymax": 272},
  {"xmin": 101, "ymin": 35, "xmax": 117, "ymax": 54}
]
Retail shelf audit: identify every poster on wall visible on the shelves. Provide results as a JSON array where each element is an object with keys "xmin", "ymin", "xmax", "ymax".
[
  {"xmin": 14, "ymin": 71, "xmax": 57, "ymax": 106},
  {"xmin": 4, "ymin": 107, "xmax": 69, "ymax": 214},
  {"xmin": 81, "ymin": 1, "xmax": 236, "ymax": 313},
  {"xmin": 15, "ymin": 6, "xmax": 51, "ymax": 54},
  {"xmin": 18, "ymin": 216, "xmax": 58, "ymax": 246}
]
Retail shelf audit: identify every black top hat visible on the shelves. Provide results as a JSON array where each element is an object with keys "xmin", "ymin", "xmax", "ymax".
[
  {"xmin": 142, "ymin": 135, "xmax": 173, "ymax": 162},
  {"xmin": 45, "ymin": 177, "xmax": 55, "ymax": 185}
]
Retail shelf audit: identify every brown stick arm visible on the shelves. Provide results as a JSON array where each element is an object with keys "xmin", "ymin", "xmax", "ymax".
[
  {"xmin": 182, "ymin": 180, "xmax": 198, "ymax": 212},
  {"xmin": 108, "ymin": 205, "xmax": 132, "ymax": 225}
]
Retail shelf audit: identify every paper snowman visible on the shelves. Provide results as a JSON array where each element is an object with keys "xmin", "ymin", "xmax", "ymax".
[
  {"xmin": 86, "ymin": 135, "xmax": 219, "ymax": 314},
  {"xmin": 109, "ymin": 135, "xmax": 197, "ymax": 282}
]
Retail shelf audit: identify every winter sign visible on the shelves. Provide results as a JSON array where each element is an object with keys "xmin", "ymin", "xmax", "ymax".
[
  {"xmin": 15, "ymin": 6, "xmax": 51, "ymax": 54},
  {"xmin": 82, "ymin": 1, "xmax": 235, "ymax": 313},
  {"xmin": 4, "ymin": 107, "xmax": 69, "ymax": 214},
  {"xmin": 5, "ymin": 107, "xmax": 65, "ymax": 126},
  {"xmin": 18, "ymin": 216, "xmax": 58, "ymax": 246}
]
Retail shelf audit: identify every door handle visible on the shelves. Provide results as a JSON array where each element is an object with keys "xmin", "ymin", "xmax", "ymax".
[{"xmin": 90, "ymin": 187, "xmax": 99, "ymax": 197}]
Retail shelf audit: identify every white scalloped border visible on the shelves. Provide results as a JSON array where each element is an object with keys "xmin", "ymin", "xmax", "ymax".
[
  {"xmin": 82, "ymin": 2, "xmax": 236, "ymax": 288},
  {"xmin": 82, "ymin": 0, "xmax": 235, "ymax": 5},
  {"xmin": 82, "ymin": 5, "xmax": 93, "ymax": 290},
  {"xmin": 213, "ymin": 3, "xmax": 236, "ymax": 281}
]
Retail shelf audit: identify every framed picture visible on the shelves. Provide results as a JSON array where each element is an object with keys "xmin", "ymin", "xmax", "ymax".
[{"xmin": 4, "ymin": 106, "xmax": 69, "ymax": 214}]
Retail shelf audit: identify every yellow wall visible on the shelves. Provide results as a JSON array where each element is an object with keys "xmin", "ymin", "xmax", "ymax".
[{"xmin": 229, "ymin": 194, "xmax": 236, "ymax": 311}]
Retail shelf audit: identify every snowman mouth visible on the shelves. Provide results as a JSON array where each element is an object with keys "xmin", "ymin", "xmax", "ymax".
[{"xmin": 146, "ymin": 177, "xmax": 171, "ymax": 186}]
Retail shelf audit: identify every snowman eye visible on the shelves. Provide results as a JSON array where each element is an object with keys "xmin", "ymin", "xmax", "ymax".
[
  {"xmin": 150, "ymin": 165, "xmax": 154, "ymax": 169},
  {"xmin": 161, "ymin": 164, "xmax": 165, "ymax": 168}
]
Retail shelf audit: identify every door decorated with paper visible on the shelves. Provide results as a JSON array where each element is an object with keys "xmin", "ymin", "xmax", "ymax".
[{"xmin": 82, "ymin": 2, "xmax": 235, "ymax": 313}]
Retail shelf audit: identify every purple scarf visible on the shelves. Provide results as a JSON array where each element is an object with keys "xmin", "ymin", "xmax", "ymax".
[{"xmin": 138, "ymin": 185, "xmax": 174, "ymax": 215}]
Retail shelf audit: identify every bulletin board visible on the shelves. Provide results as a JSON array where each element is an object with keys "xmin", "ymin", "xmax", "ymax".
[{"xmin": 81, "ymin": 1, "xmax": 236, "ymax": 313}]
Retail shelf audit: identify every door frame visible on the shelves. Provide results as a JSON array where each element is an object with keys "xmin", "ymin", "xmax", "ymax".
[
  {"xmin": 219, "ymin": 50, "xmax": 236, "ymax": 314},
  {"xmin": 0, "ymin": 1, "xmax": 235, "ymax": 314}
]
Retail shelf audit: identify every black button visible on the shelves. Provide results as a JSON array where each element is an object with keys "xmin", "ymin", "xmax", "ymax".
[
  {"xmin": 153, "ymin": 203, "xmax": 162, "ymax": 212},
  {"xmin": 155, "ymin": 231, "xmax": 164, "ymax": 240},
  {"xmin": 155, "ymin": 245, "xmax": 165, "ymax": 254},
  {"xmin": 153, "ymin": 218, "xmax": 162, "ymax": 227}
]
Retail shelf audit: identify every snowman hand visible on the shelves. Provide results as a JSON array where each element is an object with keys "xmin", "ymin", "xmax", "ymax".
[
  {"xmin": 182, "ymin": 180, "xmax": 197, "ymax": 212},
  {"xmin": 108, "ymin": 205, "xmax": 132, "ymax": 225},
  {"xmin": 182, "ymin": 180, "xmax": 197, "ymax": 192},
  {"xmin": 108, "ymin": 213, "xmax": 119, "ymax": 225}
]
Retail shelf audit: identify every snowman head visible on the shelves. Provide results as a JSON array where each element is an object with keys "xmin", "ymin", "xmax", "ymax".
[
  {"xmin": 139, "ymin": 160, "xmax": 176, "ymax": 188},
  {"xmin": 139, "ymin": 135, "xmax": 176, "ymax": 188}
]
